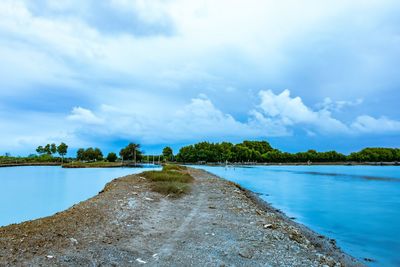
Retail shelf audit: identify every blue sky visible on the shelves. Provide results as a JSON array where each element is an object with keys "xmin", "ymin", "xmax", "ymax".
[{"xmin": 0, "ymin": 0, "xmax": 400, "ymax": 156}]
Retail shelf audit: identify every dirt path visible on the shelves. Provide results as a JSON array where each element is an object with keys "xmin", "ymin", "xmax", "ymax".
[{"xmin": 0, "ymin": 168, "xmax": 363, "ymax": 266}]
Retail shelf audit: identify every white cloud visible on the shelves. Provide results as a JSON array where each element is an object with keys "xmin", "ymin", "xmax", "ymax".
[
  {"xmin": 255, "ymin": 90, "xmax": 349, "ymax": 134},
  {"xmin": 351, "ymin": 115, "xmax": 400, "ymax": 133},
  {"xmin": 67, "ymin": 107, "xmax": 104, "ymax": 125},
  {"xmin": 316, "ymin": 97, "xmax": 363, "ymax": 112}
]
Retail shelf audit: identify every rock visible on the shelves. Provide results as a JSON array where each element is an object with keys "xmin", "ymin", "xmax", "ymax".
[
  {"xmin": 136, "ymin": 258, "xmax": 147, "ymax": 264},
  {"xmin": 239, "ymin": 248, "xmax": 253, "ymax": 259},
  {"xmin": 69, "ymin": 237, "xmax": 78, "ymax": 245}
]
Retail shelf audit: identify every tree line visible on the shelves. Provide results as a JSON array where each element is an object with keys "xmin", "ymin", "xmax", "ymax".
[
  {"xmin": 75, "ymin": 143, "xmax": 143, "ymax": 162},
  {"xmin": 28, "ymin": 140, "xmax": 399, "ymax": 164},
  {"xmin": 174, "ymin": 141, "xmax": 400, "ymax": 163},
  {"xmin": 36, "ymin": 143, "xmax": 68, "ymax": 162}
]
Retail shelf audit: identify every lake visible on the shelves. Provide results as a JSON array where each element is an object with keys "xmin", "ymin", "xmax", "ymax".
[
  {"xmin": 0, "ymin": 165, "xmax": 160, "ymax": 227},
  {"xmin": 192, "ymin": 165, "xmax": 400, "ymax": 267}
]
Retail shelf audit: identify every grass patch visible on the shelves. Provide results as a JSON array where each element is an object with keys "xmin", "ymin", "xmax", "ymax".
[
  {"xmin": 151, "ymin": 181, "xmax": 191, "ymax": 196},
  {"xmin": 162, "ymin": 164, "xmax": 187, "ymax": 172},
  {"xmin": 143, "ymin": 164, "xmax": 193, "ymax": 197},
  {"xmin": 142, "ymin": 170, "xmax": 193, "ymax": 183}
]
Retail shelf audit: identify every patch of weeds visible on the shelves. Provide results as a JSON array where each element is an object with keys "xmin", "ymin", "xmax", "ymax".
[
  {"xmin": 162, "ymin": 164, "xmax": 187, "ymax": 172},
  {"xmin": 142, "ymin": 170, "xmax": 193, "ymax": 183},
  {"xmin": 151, "ymin": 181, "xmax": 191, "ymax": 196},
  {"xmin": 142, "ymin": 165, "xmax": 193, "ymax": 197}
]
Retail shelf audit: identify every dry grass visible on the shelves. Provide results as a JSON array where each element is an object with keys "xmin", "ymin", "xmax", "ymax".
[
  {"xmin": 151, "ymin": 181, "xmax": 191, "ymax": 196},
  {"xmin": 142, "ymin": 164, "xmax": 193, "ymax": 197},
  {"xmin": 162, "ymin": 164, "xmax": 187, "ymax": 172}
]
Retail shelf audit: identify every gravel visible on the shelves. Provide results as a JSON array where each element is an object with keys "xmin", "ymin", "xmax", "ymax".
[{"xmin": 0, "ymin": 168, "xmax": 364, "ymax": 266}]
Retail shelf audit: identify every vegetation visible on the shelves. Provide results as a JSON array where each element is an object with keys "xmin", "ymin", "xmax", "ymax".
[
  {"xmin": 162, "ymin": 146, "xmax": 174, "ymax": 161},
  {"xmin": 57, "ymin": 143, "xmax": 68, "ymax": 163},
  {"xmin": 76, "ymin": 147, "xmax": 103, "ymax": 161},
  {"xmin": 176, "ymin": 141, "xmax": 400, "ymax": 163},
  {"xmin": 119, "ymin": 143, "xmax": 142, "ymax": 162},
  {"xmin": 348, "ymin": 148, "xmax": 400, "ymax": 162},
  {"xmin": 142, "ymin": 164, "xmax": 193, "ymax": 196},
  {"xmin": 36, "ymin": 143, "xmax": 68, "ymax": 160},
  {"xmin": 106, "ymin": 152, "xmax": 118, "ymax": 162},
  {"xmin": 0, "ymin": 154, "xmax": 61, "ymax": 164}
]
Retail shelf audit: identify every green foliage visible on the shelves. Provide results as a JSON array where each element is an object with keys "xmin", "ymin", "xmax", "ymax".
[
  {"xmin": 57, "ymin": 143, "xmax": 68, "ymax": 160},
  {"xmin": 0, "ymin": 154, "xmax": 61, "ymax": 164},
  {"xmin": 176, "ymin": 140, "xmax": 274, "ymax": 163},
  {"xmin": 106, "ymin": 152, "xmax": 118, "ymax": 162},
  {"xmin": 76, "ymin": 147, "xmax": 103, "ymax": 161},
  {"xmin": 348, "ymin": 148, "xmax": 400, "ymax": 162},
  {"xmin": 36, "ymin": 143, "xmax": 68, "ymax": 159},
  {"xmin": 119, "ymin": 143, "xmax": 142, "ymax": 161},
  {"xmin": 175, "ymin": 140, "xmax": 397, "ymax": 163},
  {"xmin": 162, "ymin": 146, "xmax": 174, "ymax": 161}
]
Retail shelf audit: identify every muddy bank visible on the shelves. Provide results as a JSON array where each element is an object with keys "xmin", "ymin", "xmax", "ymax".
[{"xmin": 0, "ymin": 168, "xmax": 363, "ymax": 266}]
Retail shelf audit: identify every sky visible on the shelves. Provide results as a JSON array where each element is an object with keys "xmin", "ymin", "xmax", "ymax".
[{"xmin": 0, "ymin": 0, "xmax": 400, "ymax": 156}]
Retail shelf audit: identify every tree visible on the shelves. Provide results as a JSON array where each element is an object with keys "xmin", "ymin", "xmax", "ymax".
[
  {"xmin": 76, "ymin": 147, "xmax": 103, "ymax": 161},
  {"xmin": 77, "ymin": 148, "xmax": 85, "ymax": 161},
  {"xmin": 44, "ymin": 144, "xmax": 52, "ymax": 155},
  {"xmin": 119, "ymin": 143, "xmax": 142, "ymax": 162},
  {"xmin": 93, "ymin": 148, "xmax": 103, "ymax": 161},
  {"xmin": 36, "ymin": 146, "xmax": 45, "ymax": 155},
  {"xmin": 162, "ymin": 146, "xmax": 174, "ymax": 161},
  {"xmin": 57, "ymin": 143, "xmax": 68, "ymax": 163},
  {"xmin": 107, "ymin": 152, "xmax": 118, "ymax": 162},
  {"xmin": 50, "ymin": 143, "xmax": 57, "ymax": 154}
]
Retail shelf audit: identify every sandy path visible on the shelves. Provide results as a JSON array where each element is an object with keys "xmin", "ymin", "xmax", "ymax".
[{"xmin": 0, "ymin": 168, "xmax": 363, "ymax": 266}]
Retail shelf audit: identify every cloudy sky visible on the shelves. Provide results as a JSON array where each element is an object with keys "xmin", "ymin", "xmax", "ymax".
[{"xmin": 1, "ymin": 0, "xmax": 400, "ymax": 156}]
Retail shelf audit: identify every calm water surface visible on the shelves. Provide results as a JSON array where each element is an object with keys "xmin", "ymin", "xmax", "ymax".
[
  {"xmin": 193, "ymin": 165, "xmax": 400, "ymax": 267},
  {"xmin": 0, "ymin": 165, "xmax": 160, "ymax": 227}
]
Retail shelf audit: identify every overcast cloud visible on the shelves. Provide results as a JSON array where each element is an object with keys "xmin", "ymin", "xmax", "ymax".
[{"xmin": 0, "ymin": 0, "xmax": 399, "ymax": 155}]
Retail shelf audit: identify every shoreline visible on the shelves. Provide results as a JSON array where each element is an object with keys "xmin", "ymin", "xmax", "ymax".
[
  {"xmin": 0, "ymin": 162, "xmax": 61, "ymax": 168},
  {"xmin": 0, "ymin": 168, "xmax": 363, "ymax": 266},
  {"xmin": 184, "ymin": 161, "xmax": 400, "ymax": 166}
]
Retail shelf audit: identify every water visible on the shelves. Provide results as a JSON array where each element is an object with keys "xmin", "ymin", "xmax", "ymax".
[
  {"xmin": 0, "ymin": 165, "xmax": 160, "ymax": 227},
  {"xmin": 192, "ymin": 165, "xmax": 400, "ymax": 267}
]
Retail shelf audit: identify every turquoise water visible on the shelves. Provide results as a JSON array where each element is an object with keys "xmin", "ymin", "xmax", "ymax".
[
  {"xmin": 0, "ymin": 165, "xmax": 160, "ymax": 227},
  {"xmin": 192, "ymin": 165, "xmax": 400, "ymax": 267}
]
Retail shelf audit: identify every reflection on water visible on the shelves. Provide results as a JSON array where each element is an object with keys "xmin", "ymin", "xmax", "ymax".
[
  {"xmin": 0, "ymin": 166, "xmax": 160, "ymax": 227},
  {"xmin": 193, "ymin": 165, "xmax": 400, "ymax": 267}
]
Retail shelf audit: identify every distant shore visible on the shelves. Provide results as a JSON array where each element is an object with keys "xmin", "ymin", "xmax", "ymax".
[
  {"xmin": 0, "ymin": 162, "xmax": 160, "ymax": 168},
  {"xmin": 0, "ymin": 162, "xmax": 61, "ymax": 168},
  {"xmin": 0, "ymin": 168, "xmax": 362, "ymax": 266},
  {"xmin": 186, "ymin": 161, "xmax": 400, "ymax": 166}
]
